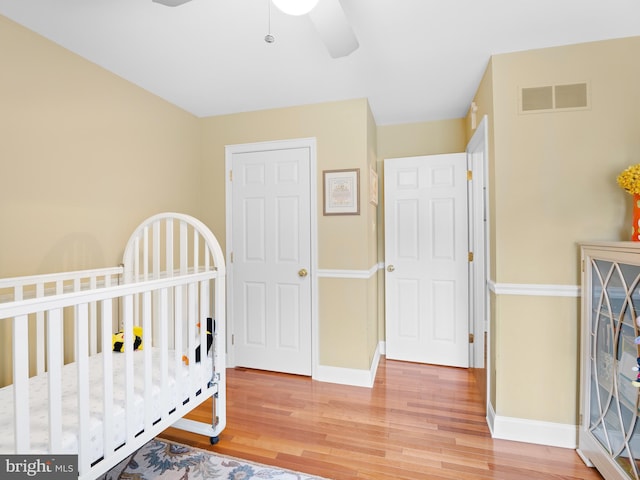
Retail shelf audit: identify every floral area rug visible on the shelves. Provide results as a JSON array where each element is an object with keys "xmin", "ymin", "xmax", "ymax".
[{"xmin": 99, "ymin": 438, "xmax": 327, "ymax": 480}]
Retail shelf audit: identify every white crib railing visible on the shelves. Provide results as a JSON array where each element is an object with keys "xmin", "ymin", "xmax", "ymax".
[
  {"xmin": 0, "ymin": 212, "xmax": 227, "ymax": 480},
  {"xmin": 0, "ymin": 268, "xmax": 224, "ymax": 480},
  {"xmin": 0, "ymin": 267, "xmax": 124, "ymax": 375}
]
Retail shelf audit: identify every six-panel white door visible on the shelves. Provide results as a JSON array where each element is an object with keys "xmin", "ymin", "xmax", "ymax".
[
  {"xmin": 231, "ymin": 147, "xmax": 312, "ymax": 375},
  {"xmin": 384, "ymin": 153, "xmax": 469, "ymax": 368}
]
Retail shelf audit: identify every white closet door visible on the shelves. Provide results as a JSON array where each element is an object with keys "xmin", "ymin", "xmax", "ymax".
[{"xmin": 231, "ymin": 147, "xmax": 312, "ymax": 375}]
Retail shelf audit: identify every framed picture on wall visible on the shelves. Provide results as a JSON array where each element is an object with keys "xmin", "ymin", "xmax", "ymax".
[{"xmin": 323, "ymin": 168, "xmax": 360, "ymax": 215}]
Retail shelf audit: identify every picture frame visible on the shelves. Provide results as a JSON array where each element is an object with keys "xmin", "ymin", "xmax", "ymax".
[
  {"xmin": 323, "ymin": 168, "xmax": 360, "ymax": 215},
  {"xmin": 369, "ymin": 167, "xmax": 378, "ymax": 206}
]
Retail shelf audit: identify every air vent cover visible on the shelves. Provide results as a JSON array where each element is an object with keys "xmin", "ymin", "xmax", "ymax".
[
  {"xmin": 555, "ymin": 83, "xmax": 588, "ymax": 109},
  {"xmin": 522, "ymin": 86, "xmax": 553, "ymax": 112},
  {"xmin": 520, "ymin": 82, "xmax": 589, "ymax": 114}
]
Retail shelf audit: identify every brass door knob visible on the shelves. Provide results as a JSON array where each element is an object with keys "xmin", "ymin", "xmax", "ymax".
[
  {"xmin": 298, "ymin": 268, "xmax": 308, "ymax": 278},
  {"xmin": 387, "ymin": 265, "xmax": 395, "ymax": 272}
]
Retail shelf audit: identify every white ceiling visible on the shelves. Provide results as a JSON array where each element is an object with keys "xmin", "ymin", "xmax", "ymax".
[{"xmin": 2, "ymin": 0, "xmax": 640, "ymax": 125}]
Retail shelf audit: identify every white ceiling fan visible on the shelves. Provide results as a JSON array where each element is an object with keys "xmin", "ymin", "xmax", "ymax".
[{"xmin": 151, "ymin": 0, "xmax": 359, "ymax": 58}]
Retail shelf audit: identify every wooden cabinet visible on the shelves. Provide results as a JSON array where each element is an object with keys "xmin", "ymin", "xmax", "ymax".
[{"xmin": 579, "ymin": 242, "xmax": 640, "ymax": 479}]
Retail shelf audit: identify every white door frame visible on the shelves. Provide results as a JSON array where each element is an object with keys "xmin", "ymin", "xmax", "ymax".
[
  {"xmin": 224, "ymin": 137, "xmax": 319, "ymax": 377},
  {"xmin": 466, "ymin": 116, "xmax": 490, "ymax": 399}
]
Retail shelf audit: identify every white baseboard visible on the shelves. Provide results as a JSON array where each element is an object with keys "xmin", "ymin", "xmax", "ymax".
[
  {"xmin": 313, "ymin": 342, "xmax": 382, "ymax": 388},
  {"xmin": 487, "ymin": 400, "xmax": 496, "ymax": 436},
  {"xmin": 488, "ymin": 402, "xmax": 577, "ymax": 449}
]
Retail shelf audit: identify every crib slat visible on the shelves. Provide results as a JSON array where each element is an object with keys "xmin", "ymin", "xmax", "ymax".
[
  {"xmin": 101, "ymin": 300, "xmax": 115, "ymax": 458},
  {"xmin": 193, "ymin": 230, "xmax": 199, "ymax": 274},
  {"xmin": 173, "ymin": 285, "xmax": 183, "ymax": 405},
  {"xmin": 76, "ymin": 303, "xmax": 91, "ymax": 476},
  {"xmin": 47, "ymin": 308, "xmax": 63, "ymax": 452},
  {"xmin": 164, "ymin": 218, "xmax": 176, "ymax": 348},
  {"xmin": 142, "ymin": 291, "xmax": 153, "ymax": 431},
  {"xmin": 72, "ymin": 278, "xmax": 81, "ymax": 364},
  {"xmin": 199, "ymin": 279, "xmax": 209, "ymax": 369},
  {"xmin": 13, "ymin": 314, "xmax": 30, "ymax": 453},
  {"xmin": 134, "ymin": 236, "xmax": 140, "ymax": 281},
  {"xmin": 166, "ymin": 219, "xmax": 174, "ymax": 277},
  {"xmin": 200, "ymin": 279, "xmax": 210, "ymax": 328},
  {"xmin": 159, "ymin": 288, "xmax": 169, "ymax": 418},
  {"xmin": 134, "ymin": 228, "xmax": 144, "ymax": 343},
  {"xmin": 188, "ymin": 282, "xmax": 197, "ymax": 398},
  {"xmin": 89, "ymin": 276, "xmax": 98, "ymax": 356},
  {"xmin": 36, "ymin": 283, "xmax": 45, "ymax": 375},
  {"xmin": 153, "ymin": 221, "xmax": 160, "ymax": 279},
  {"xmin": 143, "ymin": 225, "xmax": 149, "ymax": 281},
  {"xmin": 123, "ymin": 294, "xmax": 135, "ymax": 445},
  {"xmin": 180, "ymin": 221, "xmax": 187, "ymax": 275}
]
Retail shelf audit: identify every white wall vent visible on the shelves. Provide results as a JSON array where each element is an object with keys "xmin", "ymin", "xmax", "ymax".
[{"xmin": 519, "ymin": 82, "xmax": 589, "ymax": 114}]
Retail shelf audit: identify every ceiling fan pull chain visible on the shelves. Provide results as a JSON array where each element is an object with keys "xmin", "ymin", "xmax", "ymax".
[{"xmin": 265, "ymin": 0, "xmax": 275, "ymax": 44}]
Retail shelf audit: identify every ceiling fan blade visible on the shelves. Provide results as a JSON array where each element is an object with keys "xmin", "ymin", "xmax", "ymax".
[
  {"xmin": 308, "ymin": 0, "xmax": 359, "ymax": 58},
  {"xmin": 152, "ymin": 0, "xmax": 193, "ymax": 6}
]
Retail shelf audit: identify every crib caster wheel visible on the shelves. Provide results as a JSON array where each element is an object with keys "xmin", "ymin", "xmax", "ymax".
[{"xmin": 210, "ymin": 436, "xmax": 219, "ymax": 445}]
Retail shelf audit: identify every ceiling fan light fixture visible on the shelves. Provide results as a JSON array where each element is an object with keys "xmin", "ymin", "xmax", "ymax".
[
  {"xmin": 152, "ymin": 0, "xmax": 192, "ymax": 6},
  {"xmin": 272, "ymin": 0, "xmax": 319, "ymax": 16}
]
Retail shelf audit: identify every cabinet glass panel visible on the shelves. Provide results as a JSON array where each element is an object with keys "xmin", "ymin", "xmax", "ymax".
[{"xmin": 589, "ymin": 258, "xmax": 640, "ymax": 478}]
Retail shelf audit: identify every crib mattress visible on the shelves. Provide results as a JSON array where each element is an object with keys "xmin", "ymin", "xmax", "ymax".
[{"xmin": 0, "ymin": 349, "xmax": 211, "ymax": 464}]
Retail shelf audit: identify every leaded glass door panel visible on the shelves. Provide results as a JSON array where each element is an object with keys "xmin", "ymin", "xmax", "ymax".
[{"xmin": 587, "ymin": 257, "xmax": 640, "ymax": 478}]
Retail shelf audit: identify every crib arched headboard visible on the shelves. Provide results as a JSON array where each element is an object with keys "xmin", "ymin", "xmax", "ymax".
[
  {"xmin": 122, "ymin": 212, "xmax": 226, "ymax": 283},
  {"xmin": 121, "ymin": 212, "xmax": 227, "ymax": 450}
]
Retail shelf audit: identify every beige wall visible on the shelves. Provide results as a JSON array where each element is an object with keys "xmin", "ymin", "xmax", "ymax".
[
  {"xmin": 0, "ymin": 16, "xmax": 203, "ymax": 386},
  {"xmin": 492, "ymin": 38, "xmax": 640, "ymax": 282},
  {"xmin": 479, "ymin": 37, "xmax": 640, "ymax": 425},
  {"xmin": 319, "ymin": 277, "xmax": 370, "ymax": 368},
  {"xmin": 200, "ymin": 99, "xmax": 378, "ymax": 370},
  {"xmin": 377, "ymin": 119, "xmax": 467, "ymax": 160},
  {"xmin": 0, "ymin": 16, "xmax": 203, "ymax": 278}
]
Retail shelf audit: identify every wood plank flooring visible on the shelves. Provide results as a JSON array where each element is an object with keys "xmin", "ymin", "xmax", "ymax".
[{"xmin": 160, "ymin": 358, "xmax": 602, "ymax": 479}]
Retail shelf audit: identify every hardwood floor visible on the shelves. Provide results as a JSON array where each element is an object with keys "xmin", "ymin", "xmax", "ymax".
[{"xmin": 160, "ymin": 358, "xmax": 602, "ymax": 479}]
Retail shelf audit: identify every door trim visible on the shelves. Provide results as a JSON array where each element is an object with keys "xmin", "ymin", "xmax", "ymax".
[
  {"xmin": 466, "ymin": 115, "xmax": 490, "ymax": 415},
  {"xmin": 224, "ymin": 137, "xmax": 318, "ymax": 377},
  {"xmin": 466, "ymin": 115, "xmax": 489, "ymax": 369}
]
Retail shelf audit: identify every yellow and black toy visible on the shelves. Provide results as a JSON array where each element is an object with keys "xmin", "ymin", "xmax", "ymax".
[
  {"xmin": 112, "ymin": 326, "xmax": 143, "ymax": 352},
  {"xmin": 182, "ymin": 317, "xmax": 213, "ymax": 365}
]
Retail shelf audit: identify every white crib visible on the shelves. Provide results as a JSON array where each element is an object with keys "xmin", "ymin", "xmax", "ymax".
[{"xmin": 0, "ymin": 212, "xmax": 226, "ymax": 480}]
